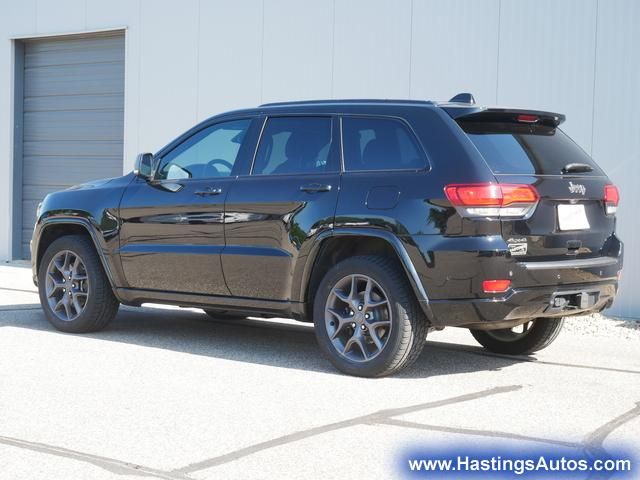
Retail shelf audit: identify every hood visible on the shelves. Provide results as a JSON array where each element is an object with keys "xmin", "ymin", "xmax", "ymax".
[{"xmin": 65, "ymin": 177, "xmax": 118, "ymax": 191}]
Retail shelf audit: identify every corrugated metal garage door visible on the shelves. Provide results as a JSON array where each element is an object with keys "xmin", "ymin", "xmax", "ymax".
[{"xmin": 20, "ymin": 33, "xmax": 125, "ymax": 258}]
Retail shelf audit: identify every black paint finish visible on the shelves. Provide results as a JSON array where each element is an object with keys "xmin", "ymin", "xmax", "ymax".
[{"xmin": 31, "ymin": 99, "xmax": 623, "ymax": 327}]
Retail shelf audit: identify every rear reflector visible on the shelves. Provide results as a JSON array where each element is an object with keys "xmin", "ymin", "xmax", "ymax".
[
  {"xmin": 482, "ymin": 279, "xmax": 511, "ymax": 293},
  {"xmin": 444, "ymin": 183, "xmax": 539, "ymax": 218},
  {"xmin": 604, "ymin": 184, "xmax": 619, "ymax": 215}
]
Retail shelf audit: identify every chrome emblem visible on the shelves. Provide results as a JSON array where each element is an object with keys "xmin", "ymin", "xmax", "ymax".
[{"xmin": 568, "ymin": 182, "xmax": 586, "ymax": 195}]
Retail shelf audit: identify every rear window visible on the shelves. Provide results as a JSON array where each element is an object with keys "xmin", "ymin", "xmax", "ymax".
[
  {"xmin": 342, "ymin": 117, "xmax": 427, "ymax": 171},
  {"xmin": 461, "ymin": 122, "xmax": 603, "ymax": 176}
]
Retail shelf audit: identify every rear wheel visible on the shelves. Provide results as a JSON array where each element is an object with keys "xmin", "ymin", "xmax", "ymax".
[
  {"xmin": 313, "ymin": 256, "xmax": 428, "ymax": 377},
  {"xmin": 470, "ymin": 318, "xmax": 564, "ymax": 355},
  {"xmin": 38, "ymin": 235, "xmax": 119, "ymax": 333}
]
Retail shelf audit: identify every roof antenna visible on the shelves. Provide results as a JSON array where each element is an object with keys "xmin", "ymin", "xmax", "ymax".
[{"xmin": 449, "ymin": 93, "xmax": 475, "ymax": 104}]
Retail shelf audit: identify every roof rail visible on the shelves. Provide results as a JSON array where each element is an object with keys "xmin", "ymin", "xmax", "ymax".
[
  {"xmin": 259, "ymin": 99, "xmax": 433, "ymax": 107},
  {"xmin": 448, "ymin": 93, "xmax": 476, "ymax": 105}
]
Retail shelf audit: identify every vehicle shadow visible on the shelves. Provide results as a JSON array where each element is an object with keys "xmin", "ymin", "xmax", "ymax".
[{"xmin": 0, "ymin": 305, "xmax": 526, "ymax": 379}]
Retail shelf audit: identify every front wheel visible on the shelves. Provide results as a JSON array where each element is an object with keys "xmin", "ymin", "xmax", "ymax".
[
  {"xmin": 38, "ymin": 235, "xmax": 119, "ymax": 333},
  {"xmin": 469, "ymin": 318, "xmax": 564, "ymax": 355},
  {"xmin": 313, "ymin": 256, "xmax": 428, "ymax": 377}
]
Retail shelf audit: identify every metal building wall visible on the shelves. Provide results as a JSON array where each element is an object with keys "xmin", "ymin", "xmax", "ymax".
[{"xmin": 1, "ymin": 0, "xmax": 638, "ymax": 316}]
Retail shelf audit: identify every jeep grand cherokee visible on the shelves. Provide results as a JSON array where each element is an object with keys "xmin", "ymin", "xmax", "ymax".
[{"xmin": 31, "ymin": 94, "xmax": 623, "ymax": 377}]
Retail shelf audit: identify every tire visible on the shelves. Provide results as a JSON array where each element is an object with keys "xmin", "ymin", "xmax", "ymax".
[
  {"xmin": 38, "ymin": 235, "xmax": 119, "ymax": 333},
  {"xmin": 469, "ymin": 318, "xmax": 564, "ymax": 355},
  {"xmin": 203, "ymin": 309, "xmax": 247, "ymax": 320},
  {"xmin": 313, "ymin": 256, "xmax": 428, "ymax": 377}
]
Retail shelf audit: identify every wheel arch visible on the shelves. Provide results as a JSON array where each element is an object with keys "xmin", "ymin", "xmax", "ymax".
[
  {"xmin": 34, "ymin": 218, "xmax": 118, "ymax": 292},
  {"xmin": 297, "ymin": 228, "xmax": 434, "ymax": 323}
]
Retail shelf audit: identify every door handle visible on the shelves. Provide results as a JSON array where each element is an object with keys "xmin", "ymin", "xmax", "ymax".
[
  {"xmin": 195, "ymin": 187, "xmax": 223, "ymax": 196},
  {"xmin": 299, "ymin": 183, "xmax": 332, "ymax": 193}
]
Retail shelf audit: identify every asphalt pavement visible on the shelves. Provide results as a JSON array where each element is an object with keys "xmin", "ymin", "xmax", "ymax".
[{"xmin": 0, "ymin": 262, "xmax": 638, "ymax": 479}]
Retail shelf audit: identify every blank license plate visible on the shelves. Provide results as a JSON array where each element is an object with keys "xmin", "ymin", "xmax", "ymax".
[{"xmin": 557, "ymin": 204, "xmax": 590, "ymax": 231}]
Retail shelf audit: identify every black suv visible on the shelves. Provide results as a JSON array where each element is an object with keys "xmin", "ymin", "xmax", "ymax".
[{"xmin": 31, "ymin": 95, "xmax": 623, "ymax": 377}]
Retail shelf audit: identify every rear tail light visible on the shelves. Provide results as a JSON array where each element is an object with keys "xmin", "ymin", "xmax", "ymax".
[
  {"xmin": 482, "ymin": 279, "xmax": 511, "ymax": 293},
  {"xmin": 604, "ymin": 184, "xmax": 619, "ymax": 215},
  {"xmin": 444, "ymin": 183, "xmax": 539, "ymax": 219}
]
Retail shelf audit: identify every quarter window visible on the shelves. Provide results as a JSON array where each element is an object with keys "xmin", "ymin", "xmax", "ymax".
[
  {"xmin": 252, "ymin": 117, "xmax": 334, "ymax": 175},
  {"xmin": 342, "ymin": 117, "xmax": 426, "ymax": 171},
  {"xmin": 156, "ymin": 119, "xmax": 251, "ymax": 180}
]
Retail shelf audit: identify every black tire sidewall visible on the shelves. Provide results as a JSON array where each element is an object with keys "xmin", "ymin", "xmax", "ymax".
[
  {"xmin": 313, "ymin": 257, "xmax": 414, "ymax": 377},
  {"xmin": 470, "ymin": 318, "xmax": 564, "ymax": 355},
  {"xmin": 38, "ymin": 236, "xmax": 113, "ymax": 333}
]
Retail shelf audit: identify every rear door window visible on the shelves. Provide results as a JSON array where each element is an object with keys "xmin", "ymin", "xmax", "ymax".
[
  {"xmin": 341, "ymin": 117, "xmax": 427, "ymax": 171},
  {"xmin": 461, "ymin": 122, "xmax": 603, "ymax": 176},
  {"xmin": 252, "ymin": 116, "xmax": 335, "ymax": 175}
]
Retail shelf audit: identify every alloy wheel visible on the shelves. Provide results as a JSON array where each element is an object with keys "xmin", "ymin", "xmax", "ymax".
[
  {"xmin": 45, "ymin": 250, "xmax": 89, "ymax": 321},
  {"xmin": 324, "ymin": 274, "xmax": 392, "ymax": 362}
]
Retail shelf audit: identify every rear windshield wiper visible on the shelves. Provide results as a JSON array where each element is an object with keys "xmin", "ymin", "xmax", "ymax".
[{"xmin": 562, "ymin": 163, "xmax": 593, "ymax": 174}]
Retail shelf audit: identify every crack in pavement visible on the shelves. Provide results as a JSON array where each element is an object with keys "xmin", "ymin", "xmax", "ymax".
[
  {"xmin": 0, "ymin": 305, "xmax": 41, "ymax": 312},
  {"xmin": 0, "ymin": 386, "xmax": 519, "ymax": 478},
  {"xmin": 428, "ymin": 341, "xmax": 640, "ymax": 376},
  {"xmin": 585, "ymin": 402, "xmax": 640, "ymax": 447},
  {"xmin": 0, "ymin": 435, "xmax": 191, "ymax": 480},
  {"xmin": 2, "ymin": 387, "xmax": 637, "ymax": 479},
  {"xmin": 0, "ymin": 286, "xmax": 38, "ymax": 295},
  {"xmin": 377, "ymin": 418, "xmax": 583, "ymax": 449},
  {"xmin": 171, "ymin": 385, "xmax": 522, "ymax": 474},
  {"xmin": 378, "ymin": 401, "xmax": 640, "ymax": 480},
  {"xmin": 583, "ymin": 402, "xmax": 640, "ymax": 479}
]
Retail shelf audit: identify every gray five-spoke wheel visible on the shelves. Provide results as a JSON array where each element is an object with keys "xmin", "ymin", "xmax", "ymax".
[
  {"xmin": 45, "ymin": 250, "xmax": 89, "ymax": 321},
  {"xmin": 325, "ymin": 274, "xmax": 392, "ymax": 362}
]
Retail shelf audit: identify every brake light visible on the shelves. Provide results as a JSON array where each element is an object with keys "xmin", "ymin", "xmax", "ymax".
[
  {"xmin": 444, "ymin": 183, "xmax": 539, "ymax": 218},
  {"xmin": 482, "ymin": 279, "xmax": 511, "ymax": 293},
  {"xmin": 604, "ymin": 184, "xmax": 619, "ymax": 215},
  {"xmin": 517, "ymin": 114, "xmax": 539, "ymax": 123}
]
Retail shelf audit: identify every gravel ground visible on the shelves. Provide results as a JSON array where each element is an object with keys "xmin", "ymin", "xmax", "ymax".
[{"xmin": 563, "ymin": 313, "xmax": 640, "ymax": 341}]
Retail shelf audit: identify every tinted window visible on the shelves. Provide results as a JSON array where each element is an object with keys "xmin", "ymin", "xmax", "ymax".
[
  {"xmin": 157, "ymin": 119, "xmax": 251, "ymax": 180},
  {"xmin": 462, "ymin": 122, "xmax": 602, "ymax": 175},
  {"xmin": 342, "ymin": 117, "xmax": 426, "ymax": 171},
  {"xmin": 252, "ymin": 117, "xmax": 334, "ymax": 175}
]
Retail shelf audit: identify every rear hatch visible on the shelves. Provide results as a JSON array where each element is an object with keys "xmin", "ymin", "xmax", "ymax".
[{"xmin": 455, "ymin": 109, "xmax": 621, "ymax": 287}]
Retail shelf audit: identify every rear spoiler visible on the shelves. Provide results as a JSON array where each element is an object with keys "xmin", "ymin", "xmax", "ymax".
[{"xmin": 441, "ymin": 106, "xmax": 566, "ymax": 127}]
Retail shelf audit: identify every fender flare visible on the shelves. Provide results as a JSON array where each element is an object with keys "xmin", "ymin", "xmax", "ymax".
[
  {"xmin": 34, "ymin": 217, "xmax": 119, "ymax": 292},
  {"xmin": 299, "ymin": 228, "xmax": 435, "ymax": 322}
]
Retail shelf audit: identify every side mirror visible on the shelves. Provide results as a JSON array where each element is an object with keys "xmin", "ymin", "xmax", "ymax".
[{"xmin": 134, "ymin": 153, "xmax": 155, "ymax": 180}]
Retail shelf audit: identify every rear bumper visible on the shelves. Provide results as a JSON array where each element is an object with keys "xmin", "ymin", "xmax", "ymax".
[{"xmin": 429, "ymin": 280, "xmax": 618, "ymax": 328}]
